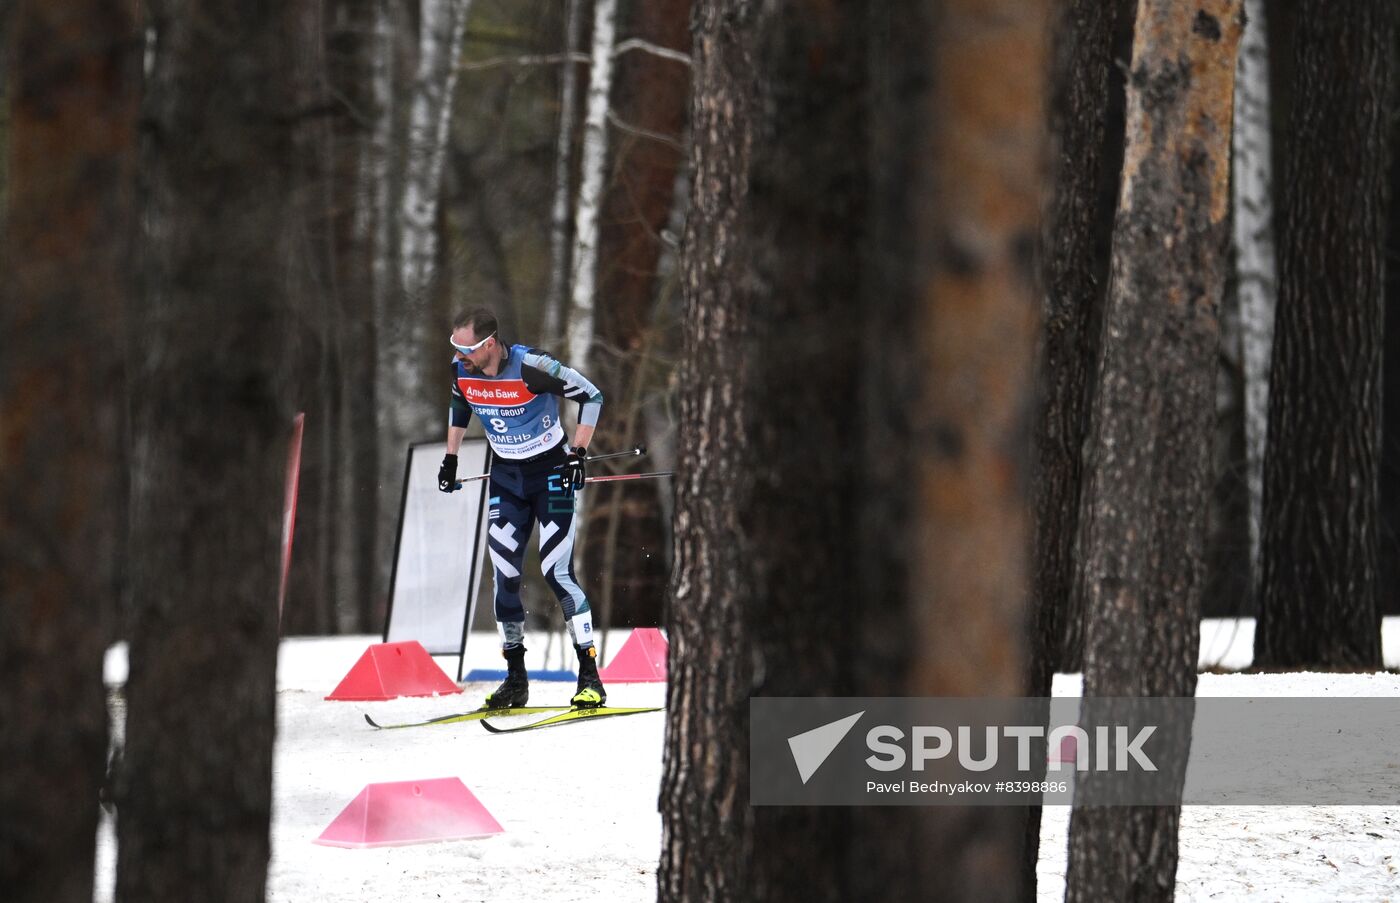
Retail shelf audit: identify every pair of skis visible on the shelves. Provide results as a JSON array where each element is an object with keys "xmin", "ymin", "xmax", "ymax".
[{"xmin": 364, "ymin": 704, "xmax": 661, "ymax": 734}]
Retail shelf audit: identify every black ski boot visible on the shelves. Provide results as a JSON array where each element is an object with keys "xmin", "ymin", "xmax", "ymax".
[
  {"xmin": 572, "ymin": 644, "xmax": 607, "ymax": 708},
  {"xmin": 484, "ymin": 645, "xmax": 529, "ymax": 708}
]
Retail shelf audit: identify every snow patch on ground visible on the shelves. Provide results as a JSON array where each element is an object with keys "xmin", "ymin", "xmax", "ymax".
[
  {"xmin": 1038, "ymin": 669, "xmax": 1400, "ymax": 902},
  {"xmin": 97, "ymin": 622, "xmax": 1400, "ymax": 902}
]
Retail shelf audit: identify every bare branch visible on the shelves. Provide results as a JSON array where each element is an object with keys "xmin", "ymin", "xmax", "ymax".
[
  {"xmin": 459, "ymin": 50, "xmax": 588, "ymax": 72},
  {"xmin": 458, "ymin": 40, "xmax": 689, "ymax": 74},
  {"xmin": 613, "ymin": 37, "xmax": 691, "ymax": 65},
  {"xmin": 607, "ymin": 110, "xmax": 685, "ymax": 152}
]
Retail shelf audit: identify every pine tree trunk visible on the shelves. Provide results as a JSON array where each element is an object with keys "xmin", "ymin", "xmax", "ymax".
[
  {"xmin": 1065, "ymin": 3, "xmax": 1242, "ymax": 901},
  {"xmin": 0, "ymin": 5, "xmax": 10, "ymax": 223},
  {"xmin": 1025, "ymin": 0, "xmax": 1127, "ymax": 892},
  {"xmin": 903, "ymin": 2, "xmax": 1048, "ymax": 898},
  {"xmin": 0, "ymin": 3, "xmax": 138, "ymax": 900},
  {"xmin": 1254, "ymin": 0, "xmax": 1394, "ymax": 669},
  {"xmin": 116, "ymin": 1, "xmax": 300, "ymax": 898},
  {"xmin": 661, "ymin": 1, "xmax": 1047, "ymax": 900},
  {"xmin": 658, "ymin": 1, "xmax": 757, "ymax": 897},
  {"xmin": 283, "ymin": 0, "xmax": 339, "ymax": 635},
  {"xmin": 1383, "ymin": 58, "xmax": 1400, "ymax": 620},
  {"xmin": 1031, "ymin": 0, "xmax": 1127, "ymax": 690}
]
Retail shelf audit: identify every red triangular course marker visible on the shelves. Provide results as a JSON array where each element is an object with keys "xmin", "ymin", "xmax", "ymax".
[
  {"xmin": 314, "ymin": 777, "xmax": 503, "ymax": 848},
  {"xmin": 597, "ymin": 628, "xmax": 668, "ymax": 683},
  {"xmin": 324, "ymin": 641, "xmax": 462, "ymax": 701}
]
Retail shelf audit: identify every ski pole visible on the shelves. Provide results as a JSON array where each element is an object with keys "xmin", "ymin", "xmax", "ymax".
[
  {"xmin": 574, "ymin": 445, "xmax": 648, "ymax": 464},
  {"xmin": 583, "ymin": 470, "xmax": 673, "ymax": 484},
  {"xmin": 453, "ymin": 445, "xmax": 648, "ymax": 487}
]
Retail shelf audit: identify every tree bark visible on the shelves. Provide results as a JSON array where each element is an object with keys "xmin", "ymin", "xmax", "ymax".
[
  {"xmin": 282, "ymin": 0, "xmax": 339, "ymax": 635},
  {"xmin": 1383, "ymin": 28, "xmax": 1400, "ymax": 619},
  {"xmin": 116, "ymin": 1, "xmax": 300, "ymax": 899},
  {"xmin": 904, "ymin": 2, "xmax": 1048, "ymax": 898},
  {"xmin": 0, "ymin": 4, "xmax": 10, "ymax": 224},
  {"xmin": 1026, "ymin": 0, "xmax": 1127, "ymax": 892},
  {"xmin": 658, "ymin": 1, "xmax": 756, "ymax": 898},
  {"xmin": 1255, "ymin": 0, "xmax": 1394, "ymax": 669},
  {"xmin": 324, "ymin": 0, "xmax": 387, "ymax": 633},
  {"xmin": 0, "ymin": 3, "xmax": 138, "ymax": 900},
  {"xmin": 661, "ymin": 1, "xmax": 1047, "ymax": 900},
  {"xmin": 1031, "ymin": 0, "xmax": 1128, "ymax": 691},
  {"xmin": 1065, "ymin": 3, "xmax": 1242, "ymax": 901}
]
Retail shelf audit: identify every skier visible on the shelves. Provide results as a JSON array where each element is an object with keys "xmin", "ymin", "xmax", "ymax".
[{"xmin": 437, "ymin": 308, "xmax": 607, "ymax": 709}]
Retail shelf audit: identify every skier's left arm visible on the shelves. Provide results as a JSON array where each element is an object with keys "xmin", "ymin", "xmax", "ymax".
[{"xmin": 520, "ymin": 350, "xmax": 604, "ymax": 452}]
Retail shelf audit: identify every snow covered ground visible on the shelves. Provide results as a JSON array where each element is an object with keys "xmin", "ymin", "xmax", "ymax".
[{"xmin": 95, "ymin": 619, "xmax": 1400, "ymax": 902}]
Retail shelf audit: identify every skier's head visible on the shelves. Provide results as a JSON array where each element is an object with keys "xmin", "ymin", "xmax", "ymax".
[{"xmin": 451, "ymin": 308, "xmax": 502, "ymax": 373}]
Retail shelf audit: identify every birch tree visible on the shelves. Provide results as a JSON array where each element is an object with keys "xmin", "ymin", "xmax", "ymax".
[
  {"xmin": 373, "ymin": 0, "xmax": 472, "ymax": 608},
  {"xmin": 565, "ymin": 0, "xmax": 619, "ymax": 372},
  {"xmin": 1255, "ymin": 0, "xmax": 1394, "ymax": 669},
  {"xmin": 0, "ymin": 3, "xmax": 138, "ymax": 900},
  {"xmin": 1065, "ymin": 3, "xmax": 1242, "ymax": 901},
  {"xmin": 398, "ymin": 0, "xmax": 472, "ymax": 325},
  {"xmin": 542, "ymin": 0, "xmax": 585, "ymax": 349},
  {"xmin": 1232, "ymin": 0, "xmax": 1276, "ymax": 594}
]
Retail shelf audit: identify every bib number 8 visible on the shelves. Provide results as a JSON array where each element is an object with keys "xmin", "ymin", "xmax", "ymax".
[{"xmin": 490, "ymin": 417, "xmax": 508, "ymax": 433}]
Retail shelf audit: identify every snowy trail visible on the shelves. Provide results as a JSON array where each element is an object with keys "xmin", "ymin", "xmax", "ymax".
[
  {"xmin": 96, "ymin": 623, "xmax": 1400, "ymax": 902},
  {"xmin": 99, "ymin": 636, "xmax": 667, "ymax": 903},
  {"xmin": 268, "ymin": 680, "xmax": 667, "ymax": 903}
]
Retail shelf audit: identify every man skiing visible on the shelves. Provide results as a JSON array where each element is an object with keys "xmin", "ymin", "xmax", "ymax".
[{"xmin": 437, "ymin": 308, "xmax": 607, "ymax": 709}]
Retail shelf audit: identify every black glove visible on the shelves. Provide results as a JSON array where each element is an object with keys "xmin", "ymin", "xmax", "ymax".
[
  {"xmin": 561, "ymin": 448, "xmax": 587, "ymax": 491},
  {"xmin": 438, "ymin": 453, "xmax": 458, "ymax": 492}
]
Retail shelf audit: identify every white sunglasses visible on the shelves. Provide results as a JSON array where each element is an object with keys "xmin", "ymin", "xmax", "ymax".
[{"xmin": 450, "ymin": 332, "xmax": 495, "ymax": 355}]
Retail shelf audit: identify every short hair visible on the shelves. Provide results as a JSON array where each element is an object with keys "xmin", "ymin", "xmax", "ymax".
[{"xmin": 452, "ymin": 308, "xmax": 499, "ymax": 341}]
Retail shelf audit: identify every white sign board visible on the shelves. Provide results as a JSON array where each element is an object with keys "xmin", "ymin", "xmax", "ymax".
[{"xmin": 384, "ymin": 439, "xmax": 491, "ymax": 656}]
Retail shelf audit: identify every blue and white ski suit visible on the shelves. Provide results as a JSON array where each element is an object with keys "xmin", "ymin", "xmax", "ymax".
[{"xmin": 450, "ymin": 344, "xmax": 604, "ymax": 649}]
